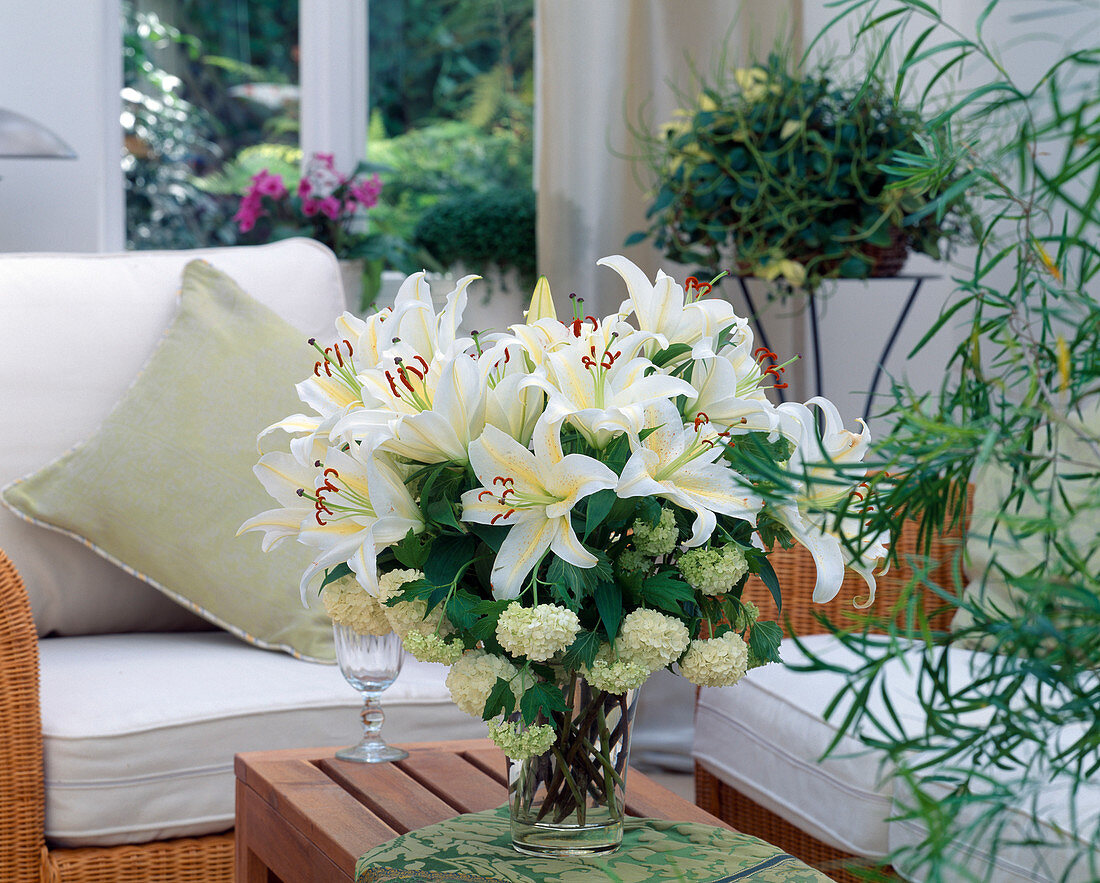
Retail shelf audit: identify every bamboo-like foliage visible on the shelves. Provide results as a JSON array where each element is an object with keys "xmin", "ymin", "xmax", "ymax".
[{"xmin": 794, "ymin": 2, "xmax": 1100, "ymax": 880}]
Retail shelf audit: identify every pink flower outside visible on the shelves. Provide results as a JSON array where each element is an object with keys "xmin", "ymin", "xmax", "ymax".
[
  {"xmin": 233, "ymin": 194, "xmax": 264, "ymax": 232},
  {"xmin": 318, "ymin": 195, "xmax": 342, "ymax": 220},
  {"xmin": 349, "ymin": 174, "xmax": 382, "ymax": 208},
  {"xmin": 250, "ymin": 169, "xmax": 287, "ymax": 199},
  {"xmin": 301, "ymin": 197, "xmax": 321, "ymax": 217},
  {"xmin": 297, "ymin": 177, "xmax": 312, "ymax": 199}
]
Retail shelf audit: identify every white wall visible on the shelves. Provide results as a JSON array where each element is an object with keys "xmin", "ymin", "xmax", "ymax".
[{"xmin": 0, "ymin": 0, "xmax": 124, "ymax": 253}]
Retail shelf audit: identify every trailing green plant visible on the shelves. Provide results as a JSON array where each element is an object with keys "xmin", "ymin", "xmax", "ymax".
[
  {"xmin": 633, "ymin": 51, "xmax": 975, "ymax": 290},
  {"xmin": 412, "ymin": 187, "xmax": 536, "ymax": 286},
  {"xmin": 789, "ymin": 2, "xmax": 1100, "ymax": 880}
]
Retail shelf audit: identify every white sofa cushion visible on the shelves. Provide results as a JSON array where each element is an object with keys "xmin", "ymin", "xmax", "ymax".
[
  {"xmin": 694, "ymin": 634, "xmax": 1100, "ymax": 882},
  {"xmin": 39, "ymin": 631, "xmax": 486, "ymax": 847},
  {"xmin": 0, "ymin": 240, "xmax": 345, "ymax": 636},
  {"xmin": 694, "ymin": 633, "xmax": 899, "ymax": 858}
]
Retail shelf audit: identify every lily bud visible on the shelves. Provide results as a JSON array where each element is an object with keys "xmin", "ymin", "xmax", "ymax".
[{"xmin": 524, "ymin": 275, "xmax": 557, "ymax": 322}]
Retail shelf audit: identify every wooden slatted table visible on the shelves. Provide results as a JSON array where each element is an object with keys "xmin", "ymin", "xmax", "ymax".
[{"xmin": 235, "ymin": 738, "xmax": 735, "ymax": 883}]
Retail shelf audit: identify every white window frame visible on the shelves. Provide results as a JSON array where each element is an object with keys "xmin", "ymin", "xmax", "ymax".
[{"xmin": 298, "ymin": 0, "xmax": 369, "ymax": 175}]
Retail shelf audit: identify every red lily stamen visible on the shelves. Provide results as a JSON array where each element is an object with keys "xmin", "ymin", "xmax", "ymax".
[
  {"xmin": 491, "ymin": 508, "xmax": 517, "ymax": 525},
  {"xmin": 478, "ymin": 490, "xmax": 494, "ymax": 501},
  {"xmin": 500, "ymin": 487, "xmax": 516, "ymax": 499},
  {"xmin": 493, "ymin": 476, "xmax": 514, "ymax": 487},
  {"xmin": 693, "ymin": 412, "xmax": 710, "ymax": 430},
  {"xmin": 385, "ymin": 371, "xmax": 401, "ymax": 397},
  {"xmin": 314, "ymin": 360, "xmax": 332, "ymax": 377}
]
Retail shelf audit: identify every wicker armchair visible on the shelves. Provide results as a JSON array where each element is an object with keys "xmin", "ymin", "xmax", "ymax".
[
  {"xmin": 694, "ymin": 525, "xmax": 964, "ymax": 883},
  {"xmin": 0, "ymin": 549, "xmax": 234, "ymax": 883}
]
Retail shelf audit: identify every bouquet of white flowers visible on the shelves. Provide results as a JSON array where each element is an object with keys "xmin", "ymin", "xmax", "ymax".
[{"xmin": 240, "ymin": 254, "xmax": 887, "ymax": 851}]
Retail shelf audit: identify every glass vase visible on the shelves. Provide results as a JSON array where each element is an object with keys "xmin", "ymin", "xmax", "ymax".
[{"xmin": 507, "ymin": 675, "xmax": 638, "ymax": 856}]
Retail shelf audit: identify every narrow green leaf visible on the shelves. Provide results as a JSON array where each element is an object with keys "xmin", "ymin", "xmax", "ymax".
[
  {"xmin": 584, "ymin": 489, "xmax": 618, "ymax": 540},
  {"xmin": 319, "ymin": 561, "xmax": 352, "ymax": 590},
  {"xmin": 594, "ymin": 581, "xmax": 623, "ymax": 641},
  {"xmin": 756, "ymin": 557, "xmax": 782, "ymax": 613}
]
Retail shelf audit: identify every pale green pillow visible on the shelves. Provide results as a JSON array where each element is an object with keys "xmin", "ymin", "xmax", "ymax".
[{"xmin": 3, "ymin": 260, "xmax": 335, "ymax": 661}]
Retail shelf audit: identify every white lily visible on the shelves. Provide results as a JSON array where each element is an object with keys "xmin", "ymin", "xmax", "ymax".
[
  {"xmin": 617, "ymin": 400, "xmax": 763, "ymax": 546},
  {"xmin": 479, "ymin": 339, "xmax": 543, "ymax": 446},
  {"xmin": 771, "ymin": 397, "xmax": 887, "ymax": 604},
  {"xmin": 460, "ymin": 419, "xmax": 618, "ymax": 600},
  {"xmin": 337, "ymin": 347, "xmax": 487, "ymax": 463},
  {"xmin": 236, "ymin": 451, "xmax": 319, "ymax": 549},
  {"xmin": 295, "ymin": 445, "xmax": 424, "ymax": 599},
  {"xmin": 523, "ymin": 320, "xmax": 695, "ymax": 449},
  {"xmin": 685, "ymin": 355, "xmax": 780, "ymax": 439},
  {"xmin": 598, "ymin": 254, "xmax": 739, "ymax": 361},
  {"xmin": 384, "ymin": 271, "xmax": 478, "ymax": 363}
]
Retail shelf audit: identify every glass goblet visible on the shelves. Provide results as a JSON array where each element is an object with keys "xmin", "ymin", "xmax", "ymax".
[{"xmin": 332, "ymin": 623, "xmax": 409, "ymax": 763}]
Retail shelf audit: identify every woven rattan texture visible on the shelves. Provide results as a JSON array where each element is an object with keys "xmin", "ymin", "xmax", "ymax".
[
  {"xmin": 40, "ymin": 834, "xmax": 234, "ymax": 883},
  {"xmin": 741, "ymin": 525, "xmax": 962, "ymax": 637},
  {"xmin": 0, "ymin": 548, "xmax": 235, "ymax": 883},
  {"xmin": 0, "ymin": 550, "xmax": 45, "ymax": 882},
  {"xmin": 695, "ymin": 764, "xmax": 901, "ymax": 883}
]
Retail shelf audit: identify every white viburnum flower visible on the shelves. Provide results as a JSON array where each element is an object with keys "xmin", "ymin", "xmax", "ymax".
[
  {"xmin": 679, "ymin": 631, "xmax": 750, "ymax": 687},
  {"xmin": 771, "ymin": 397, "xmax": 888, "ymax": 605},
  {"xmin": 677, "ymin": 546, "xmax": 749, "ymax": 595},
  {"xmin": 495, "ymin": 603, "xmax": 581, "ymax": 661},
  {"xmin": 630, "ymin": 508, "xmax": 679, "ymax": 556},
  {"xmin": 294, "ymin": 446, "xmax": 424, "ymax": 601},
  {"xmin": 582, "ymin": 645, "xmax": 649, "ymax": 694},
  {"xmin": 615, "ymin": 608, "xmax": 690, "ymax": 672},
  {"xmin": 488, "ymin": 719, "xmax": 556, "ymax": 761},
  {"xmin": 322, "ymin": 575, "xmax": 392, "ymax": 635},
  {"xmin": 375, "ymin": 568, "xmax": 453, "ymax": 639},
  {"xmin": 446, "ymin": 649, "xmax": 523, "ymax": 718},
  {"xmin": 460, "ymin": 418, "xmax": 618, "ymax": 600},
  {"xmin": 617, "ymin": 399, "xmax": 762, "ymax": 547}
]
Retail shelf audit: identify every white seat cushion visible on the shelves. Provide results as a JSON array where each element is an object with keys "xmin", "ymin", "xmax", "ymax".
[
  {"xmin": 694, "ymin": 634, "xmax": 1100, "ymax": 882},
  {"xmin": 39, "ymin": 631, "xmax": 486, "ymax": 847},
  {"xmin": 694, "ymin": 633, "xmax": 900, "ymax": 858}
]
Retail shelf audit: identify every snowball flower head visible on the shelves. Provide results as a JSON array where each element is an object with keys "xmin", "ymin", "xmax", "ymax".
[
  {"xmin": 375, "ymin": 568, "xmax": 452, "ymax": 639},
  {"xmin": 488, "ymin": 719, "xmax": 556, "ymax": 760},
  {"xmin": 678, "ymin": 546, "xmax": 749, "ymax": 595},
  {"xmin": 616, "ymin": 608, "xmax": 690, "ymax": 672},
  {"xmin": 631, "ymin": 509, "xmax": 679, "ymax": 556},
  {"xmin": 583, "ymin": 645, "xmax": 649, "ymax": 694},
  {"xmin": 446, "ymin": 650, "xmax": 521, "ymax": 718},
  {"xmin": 495, "ymin": 603, "xmax": 581, "ymax": 662},
  {"xmin": 679, "ymin": 631, "xmax": 750, "ymax": 687},
  {"xmin": 322, "ymin": 576, "xmax": 391, "ymax": 635},
  {"xmin": 402, "ymin": 631, "xmax": 464, "ymax": 665}
]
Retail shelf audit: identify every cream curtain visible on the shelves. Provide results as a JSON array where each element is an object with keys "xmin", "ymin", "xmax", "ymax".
[{"xmin": 535, "ymin": 0, "xmax": 800, "ymax": 315}]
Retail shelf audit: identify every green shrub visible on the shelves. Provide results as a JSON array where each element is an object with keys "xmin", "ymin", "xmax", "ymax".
[{"xmin": 413, "ymin": 188, "xmax": 536, "ymax": 284}]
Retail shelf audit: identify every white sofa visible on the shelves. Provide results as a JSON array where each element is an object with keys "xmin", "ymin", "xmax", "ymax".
[
  {"xmin": 0, "ymin": 240, "xmax": 485, "ymax": 881},
  {"xmin": 693, "ymin": 545, "xmax": 1100, "ymax": 883}
]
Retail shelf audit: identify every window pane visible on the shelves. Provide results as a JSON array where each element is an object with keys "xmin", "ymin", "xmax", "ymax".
[{"xmin": 122, "ymin": 0, "xmax": 300, "ymax": 250}]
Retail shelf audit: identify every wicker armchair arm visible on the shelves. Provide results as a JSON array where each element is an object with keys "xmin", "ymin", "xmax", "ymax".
[
  {"xmin": 742, "ymin": 523, "xmax": 965, "ymax": 637},
  {"xmin": 0, "ymin": 548, "xmax": 46, "ymax": 882}
]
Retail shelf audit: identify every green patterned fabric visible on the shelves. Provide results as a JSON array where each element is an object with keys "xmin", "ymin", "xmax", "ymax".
[{"xmin": 356, "ymin": 806, "xmax": 834, "ymax": 883}]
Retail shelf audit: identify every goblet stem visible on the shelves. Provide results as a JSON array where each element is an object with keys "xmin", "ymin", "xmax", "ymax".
[{"xmin": 359, "ymin": 693, "xmax": 385, "ymax": 747}]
